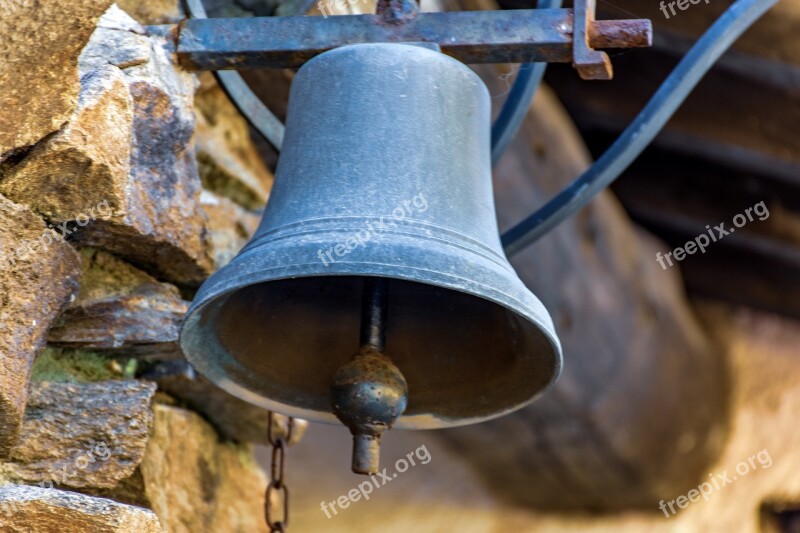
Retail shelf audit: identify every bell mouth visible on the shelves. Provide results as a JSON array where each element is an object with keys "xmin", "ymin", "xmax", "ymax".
[{"xmin": 181, "ymin": 274, "xmax": 561, "ymax": 430}]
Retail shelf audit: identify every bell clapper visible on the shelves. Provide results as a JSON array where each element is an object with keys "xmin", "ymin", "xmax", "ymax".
[{"xmin": 331, "ymin": 277, "xmax": 408, "ymax": 475}]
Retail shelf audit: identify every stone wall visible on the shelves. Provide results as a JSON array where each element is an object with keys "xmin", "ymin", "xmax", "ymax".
[{"xmin": 0, "ymin": 2, "xmax": 276, "ymax": 530}]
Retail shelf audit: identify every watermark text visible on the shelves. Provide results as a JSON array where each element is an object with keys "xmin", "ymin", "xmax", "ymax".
[
  {"xmin": 659, "ymin": 448, "xmax": 772, "ymax": 518},
  {"xmin": 320, "ymin": 444, "xmax": 431, "ymax": 518},
  {"xmin": 656, "ymin": 201, "xmax": 769, "ymax": 270}
]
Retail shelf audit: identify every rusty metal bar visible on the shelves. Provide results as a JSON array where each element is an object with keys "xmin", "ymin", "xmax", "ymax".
[
  {"xmin": 589, "ymin": 19, "xmax": 652, "ymax": 49},
  {"xmin": 176, "ymin": 9, "xmax": 651, "ymax": 71},
  {"xmin": 573, "ymin": 0, "xmax": 612, "ymax": 80}
]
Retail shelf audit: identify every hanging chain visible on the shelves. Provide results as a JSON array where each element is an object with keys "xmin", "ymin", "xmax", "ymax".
[{"xmin": 266, "ymin": 413, "xmax": 294, "ymax": 533}]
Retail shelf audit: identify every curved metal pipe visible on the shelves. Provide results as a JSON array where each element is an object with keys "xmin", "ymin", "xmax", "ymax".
[
  {"xmin": 183, "ymin": 0, "xmax": 286, "ymax": 150},
  {"xmin": 502, "ymin": 0, "xmax": 780, "ymax": 256},
  {"xmin": 490, "ymin": 0, "xmax": 561, "ymax": 166}
]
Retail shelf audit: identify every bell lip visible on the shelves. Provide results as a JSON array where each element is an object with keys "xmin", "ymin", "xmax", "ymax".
[
  {"xmin": 185, "ymin": 360, "xmax": 559, "ymax": 431},
  {"xmin": 180, "ymin": 259, "xmax": 563, "ymax": 430}
]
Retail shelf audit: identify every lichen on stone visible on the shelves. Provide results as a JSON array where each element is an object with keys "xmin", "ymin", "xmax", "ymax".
[
  {"xmin": 31, "ymin": 347, "xmax": 134, "ymax": 383},
  {"xmin": 74, "ymin": 248, "xmax": 173, "ymax": 302}
]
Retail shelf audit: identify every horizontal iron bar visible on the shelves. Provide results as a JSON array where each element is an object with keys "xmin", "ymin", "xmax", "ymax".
[{"xmin": 176, "ymin": 9, "xmax": 651, "ymax": 70}]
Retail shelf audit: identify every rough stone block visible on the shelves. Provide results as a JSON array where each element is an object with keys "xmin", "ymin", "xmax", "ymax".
[
  {"xmin": 143, "ymin": 361, "xmax": 307, "ymax": 444},
  {"xmin": 0, "ymin": 0, "xmax": 112, "ymax": 158},
  {"xmin": 0, "ymin": 485, "xmax": 162, "ymax": 532},
  {"xmin": 0, "ymin": 380, "xmax": 157, "ymax": 490},
  {"xmin": 0, "ymin": 65, "xmax": 134, "ymax": 223},
  {"xmin": 0, "ymin": 196, "xmax": 81, "ymax": 457},
  {"xmin": 78, "ymin": 6, "xmax": 151, "ymax": 74},
  {"xmin": 47, "ymin": 249, "xmax": 186, "ymax": 359},
  {"xmin": 116, "ymin": 405, "xmax": 270, "ymax": 533},
  {"xmin": 0, "ymin": 8, "xmax": 215, "ymax": 285}
]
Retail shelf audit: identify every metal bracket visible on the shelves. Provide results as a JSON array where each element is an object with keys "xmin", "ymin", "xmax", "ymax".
[
  {"xmin": 173, "ymin": 8, "xmax": 652, "ymax": 76},
  {"xmin": 573, "ymin": 0, "xmax": 613, "ymax": 80}
]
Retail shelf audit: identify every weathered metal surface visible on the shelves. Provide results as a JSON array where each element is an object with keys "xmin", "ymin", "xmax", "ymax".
[
  {"xmin": 331, "ymin": 277, "xmax": 408, "ymax": 475},
  {"xmin": 331, "ymin": 345, "xmax": 408, "ymax": 474},
  {"xmin": 573, "ymin": 0, "xmax": 612, "ymax": 80},
  {"xmin": 588, "ymin": 18, "xmax": 653, "ymax": 50},
  {"xmin": 175, "ymin": 9, "xmax": 651, "ymax": 70},
  {"xmin": 179, "ymin": 43, "xmax": 562, "ymax": 431}
]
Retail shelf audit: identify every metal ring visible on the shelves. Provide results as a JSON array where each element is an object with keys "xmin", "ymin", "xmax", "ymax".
[
  {"xmin": 267, "ymin": 413, "xmax": 295, "ymax": 446},
  {"xmin": 270, "ymin": 440, "xmax": 286, "ymax": 485},
  {"xmin": 265, "ymin": 482, "xmax": 289, "ymax": 530}
]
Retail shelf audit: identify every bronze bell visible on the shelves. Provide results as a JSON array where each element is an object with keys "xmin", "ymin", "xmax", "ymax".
[{"xmin": 180, "ymin": 42, "xmax": 562, "ymax": 473}]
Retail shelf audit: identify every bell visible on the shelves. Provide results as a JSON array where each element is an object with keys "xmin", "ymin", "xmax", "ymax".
[{"xmin": 180, "ymin": 42, "xmax": 562, "ymax": 472}]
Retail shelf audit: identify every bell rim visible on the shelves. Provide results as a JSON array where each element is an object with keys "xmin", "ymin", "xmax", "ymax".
[{"xmin": 180, "ymin": 259, "xmax": 563, "ymax": 430}]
